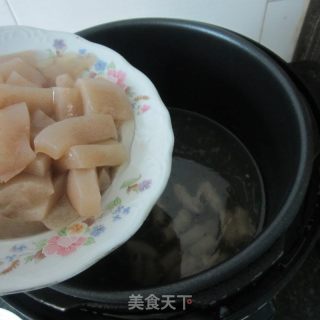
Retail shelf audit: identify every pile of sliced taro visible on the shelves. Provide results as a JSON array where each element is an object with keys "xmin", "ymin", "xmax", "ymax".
[{"xmin": 0, "ymin": 51, "xmax": 133, "ymax": 238}]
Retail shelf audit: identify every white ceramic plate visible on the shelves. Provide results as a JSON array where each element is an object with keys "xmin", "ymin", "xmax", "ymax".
[{"xmin": 0, "ymin": 26, "xmax": 174, "ymax": 295}]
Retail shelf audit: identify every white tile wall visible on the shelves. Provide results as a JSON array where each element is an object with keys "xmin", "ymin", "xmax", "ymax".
[
  {"xmin": 6, "ymin": 0, "xmax": 267, "ymax": 40},
  {"xmin": 0, "ymin": 0, "xmax": 311, "ymax": 61},
  {"xmin": 0, "ymin": 0, "xmax": 15, "ymax": 25},
  {"xmin": 260, "ymin": 0, "xmax": 310, "ymax": 61}
]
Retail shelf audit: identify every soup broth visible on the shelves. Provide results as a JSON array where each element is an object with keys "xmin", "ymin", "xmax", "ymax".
[{"xmin": 65, "ymin": 108, "xmax": 265, "ymax": 290}]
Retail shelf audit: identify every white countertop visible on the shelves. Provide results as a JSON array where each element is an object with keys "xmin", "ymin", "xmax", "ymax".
[{"xmin": 0, "ymin": 0, "xmax": 310, "ymax": 62}]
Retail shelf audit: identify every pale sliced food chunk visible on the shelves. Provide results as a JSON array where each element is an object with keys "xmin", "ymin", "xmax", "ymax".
[
  {"xmin": 223, "ymin": 207, "xmax": 256, "ymax": 247},
  {"xmin": 0, "ymin": 51, "xmax": 39, "ymax": 67},
  {"xmin": 45, "ymin": 173, "xmax": 68, "ymax": 214},
  {"xmin": 34, "ymin": 114, "xmax": 117, "ymax": 159},
  {"xmin": 43, "ymin": 195, "xmax": 79, "ymax": 230},
  {"xmin": 55, "ymin": 73, "xmax": 74, "ymax": 87},
  {"xmin": 0, "ymin": 173, "xmax": 54, "ymax": 221},
  {"xmin": 56, "ymin": 143, "xmax": 127, "ymax": 170},
  {"xmin": 30, "ymin": 174, "xmax": 70, "ymax": 229},
  {"xmin": 77, "ymin": 78, "xmax": 133, "ymax": 120},
  {"xmin": 0, "ymin": 58, "xmax": 46, "ymax": 87},
  {"xmin": 67, "ymin": 169, "xmax": 101, "ymax": 217},
  {"xmin": 6, "ymin": 71, "xmax": 39, "ymax": 87},
  {"xmin": 0, "ymin": 84, "xmax": 53, "ymax": 114},
  {"xmin": 0, "ymin": 216, "xmax": 46, "ymax": 239},
  {"xmin": 0, "ymin": 103, "xmax": 36, "ymax": 183},
  {"xmin": 37, "ymin": 53, "xmax": 96, "ymax": 85},
  {"xmin": 53, "ymin": 87, "xmax": 82, "ymax": 120},
  {"xmin": 96, "ymin": 139, "xmax": 118, "ymax": 145},
  {"xmin": 24, "ymin": 153, "xmax": 51, "ymax": 177},
  {"xmin": 45, "ymin": 173, "xmax": 67, "ymax": 212},
  {"xmin": 98, "ymin": 167, "xmax": 111, "ymax": 193},
  {"xmin": 30, "ymin": 110, "xmax": 55, "ymax": 141}
]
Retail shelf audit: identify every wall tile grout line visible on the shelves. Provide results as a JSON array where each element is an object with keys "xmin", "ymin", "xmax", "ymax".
[
  {"xmin": 258, "ymin": 0, "xmax": 270, "ymax": 42},
  {"xmin": 4, "ymin": 0, "xmax": 19, "ymax": 25}
]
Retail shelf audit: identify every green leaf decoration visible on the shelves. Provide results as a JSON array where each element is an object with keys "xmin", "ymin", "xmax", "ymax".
[
  {"xmin": 84, "ymin": 237, "xmax": 95, "ymax": 246},
  {"xmin": 46, "ymin": 49, "xmax": 54, "ymax": 58},
  {"xmin": 108, "ymin": 62, "xmax": 115, "ymax": 69},
  {"xmin": 24, "ymin": 256, "xmax": 33, "ymax": 263},
  {"xmin": 121, "ymin": 175, "xmax": 141, "ymax": 189},
  {"xmin": 107, "ymin": 197, "xmax": 122, "ymax": 210},
  {"xmin": 34, "ymin": 239, "xmax": 47, "ymax": 251},
  {"xmin": 58, "ymin": 228, "xmax": 67, "ymax": 236}
]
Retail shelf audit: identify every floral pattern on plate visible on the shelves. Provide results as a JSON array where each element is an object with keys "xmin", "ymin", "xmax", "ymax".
[
  {"xmin": 53, "ymin": 39, "xmax": 151, "ymax": 115},
  {"xmin": 0, "ymin": 174, "xmax": 151, "ymax": 275},
  {"xmin": 0, "ymin": 26, "xmax": 173, "ymax": 294}
]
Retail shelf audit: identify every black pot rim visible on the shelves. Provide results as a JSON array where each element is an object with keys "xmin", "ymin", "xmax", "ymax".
[{"xmin": 54, "ymin": 18, "xmax": 314, "ymax": 303}]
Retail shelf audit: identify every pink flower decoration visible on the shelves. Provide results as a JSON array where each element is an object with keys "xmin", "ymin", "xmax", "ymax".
[
  {"xmin": 43, "ymin": 236, "xmax": 86, "ymax": 257},
  {"xmin": 140, "ymin": 104, "xmax": 151, "ymax": 113},
  {"xmin": 107, "ymin": 69, "xmax": 127, "ymax": 89}
]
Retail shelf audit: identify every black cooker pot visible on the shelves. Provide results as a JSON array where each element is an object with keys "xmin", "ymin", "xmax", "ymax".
[
  {"xmin": 3, "ymin": 19, "xmax": 320, "ymax": 320},
  {"xmin": 64, "ymin": 17, "xmax": 314, "ymax": 295}
]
